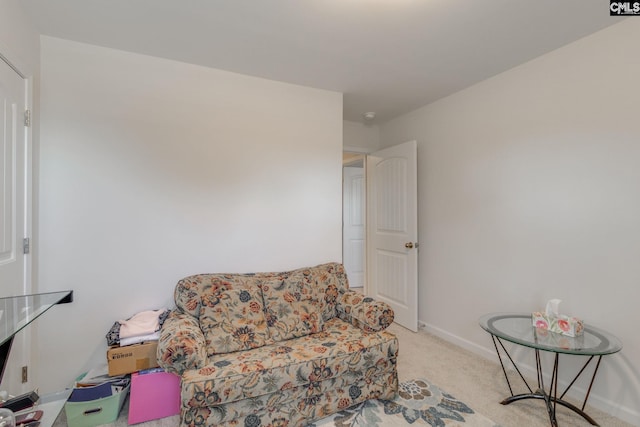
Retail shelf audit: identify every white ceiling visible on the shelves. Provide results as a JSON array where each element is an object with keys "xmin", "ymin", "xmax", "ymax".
[{"xmin": 19, "ymin": 0, "xmax": 622, "ymax": 123}]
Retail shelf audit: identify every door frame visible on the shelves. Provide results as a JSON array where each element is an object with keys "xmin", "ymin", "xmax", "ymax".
[
  {"xmin": 342, "ymin": 160, "xmax": 365, "ymax": 290},
  {"xmin": 0, "ymin": 51, "xmax": 33, "ymax": 296},
  {"xmin": 343, "ymin": 146, "xmax": 372, "ymax": 293},
  {"xmin": 0, "ymin": 51, "xmax": 34, "ymax": 393}
]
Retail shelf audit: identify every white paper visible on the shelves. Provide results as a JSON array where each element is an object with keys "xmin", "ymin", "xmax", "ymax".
[{"xmin": 545, "ymin": 298, "xmax": 561, "ymax": 317}]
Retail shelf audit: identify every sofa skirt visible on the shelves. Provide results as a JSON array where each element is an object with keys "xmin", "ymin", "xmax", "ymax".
[
  {"xmin": 178, "ymin": 317, "xmax": 399, "ymax": 427},
  {"xmin": 182, "ymin": 369, "xmax": 398, "ymax": 427}
]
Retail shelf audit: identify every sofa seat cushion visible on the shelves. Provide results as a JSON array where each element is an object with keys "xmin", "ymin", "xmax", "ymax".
[{"xmin": 180, "ymin": 317, "xmax": 398, "ymax": 408}]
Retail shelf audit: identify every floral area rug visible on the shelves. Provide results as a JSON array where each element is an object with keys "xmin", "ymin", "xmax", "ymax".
[{"xmin": 309, "ymin": 379, "xmax": 500, "ymax": 427}]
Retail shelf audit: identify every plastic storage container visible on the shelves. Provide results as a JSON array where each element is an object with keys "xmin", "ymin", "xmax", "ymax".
[
  {"xmin": 128, "ymin": 369, "xmax": 180, "ymax": 424},
  {"xmin": 64, "ymin": 383, "xmax": 129, "ymax": 427}
]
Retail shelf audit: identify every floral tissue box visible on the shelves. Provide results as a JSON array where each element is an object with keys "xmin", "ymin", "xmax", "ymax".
[{"xmin": 532, "ymin": 312, "xmax": 584, "ymax": 337}]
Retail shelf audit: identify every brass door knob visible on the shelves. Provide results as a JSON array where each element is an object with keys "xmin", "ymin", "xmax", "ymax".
[{"xmin": 405, "ymin": 242, "xmax": 414, "ymax": 249}]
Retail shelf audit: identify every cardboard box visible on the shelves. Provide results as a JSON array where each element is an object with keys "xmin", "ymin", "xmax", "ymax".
[
  {"xmin": 532, "ymin": 312, "xmax": 584, "ymax": 337},
  {"xmin": 107, "ymin": 341, "xmax": 159, "ymax": 376},
  {"xmin": 128, "ymin": 369, "xmax": 181, "ymax": 424}
]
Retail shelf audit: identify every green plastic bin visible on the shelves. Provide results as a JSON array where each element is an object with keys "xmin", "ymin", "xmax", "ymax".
[{"xmin": 64, "ymin": 379, "xmax": 130, "ymax": 427}]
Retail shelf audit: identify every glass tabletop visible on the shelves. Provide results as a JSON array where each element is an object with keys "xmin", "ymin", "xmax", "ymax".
[
  {"xmin": 479, "ymin": 313, "xmax": 623, "ymax": 356},
  {"xmin": 0, "ymin": 291, "xmax": 73, "ymax": 347}
]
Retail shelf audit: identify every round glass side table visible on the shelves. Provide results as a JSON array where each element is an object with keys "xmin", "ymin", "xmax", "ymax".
[{"xmin": 479, "ymin": 313, "xmax": 622, "ymax": 427}]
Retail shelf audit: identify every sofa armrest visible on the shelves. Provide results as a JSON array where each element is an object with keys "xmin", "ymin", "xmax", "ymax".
[
  {"xmin": 336, "ymin": 290, "xmax": 395, "ymax": 332},
  {"xmin": 156, "ymin": 310, "xmax": 207, "ymax": 376}
]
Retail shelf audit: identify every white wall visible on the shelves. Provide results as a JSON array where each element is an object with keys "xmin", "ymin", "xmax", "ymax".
[
  {"xmin": 379, "ymin": 19, "xmax": 640, "ymax": 424},
  {"xmin": 0, "ymin": 0, "xmax": 39, "ymax": 73},
  {"xmin": 36, "ymin": 37, "xmax": 343, "ymax": 392},
  {"xmin": 343, "ymin": 120, "xmax": 380, "ymax": 153}
]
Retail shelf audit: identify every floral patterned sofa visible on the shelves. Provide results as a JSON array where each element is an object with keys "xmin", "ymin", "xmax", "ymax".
[{"xmin": 157, "ymin": 262, "xmax": 398, "ymax": 427}]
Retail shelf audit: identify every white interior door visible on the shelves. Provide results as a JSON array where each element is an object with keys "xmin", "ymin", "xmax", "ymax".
[
  {"xmin": 343, "ymin": 166, "xmax": 365, "ymax": 288},
  {"xmin": 0, "ymin": 57, "xmax": 30, "ymax": 393},
  {"xmin": 367, "ymin": 140, "xmax": 418, "ymax": 331}
]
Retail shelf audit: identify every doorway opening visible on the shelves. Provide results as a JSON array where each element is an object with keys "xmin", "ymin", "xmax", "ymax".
[{"xmin": 342, "ymin": 152, "xmax": 366, "ymax": 292}]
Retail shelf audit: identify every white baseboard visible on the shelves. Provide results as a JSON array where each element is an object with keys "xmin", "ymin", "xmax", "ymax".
[
  {"xmin": 418, "ymin": 320, "xmax": 495, "ymax": 361},
  {"xmin": 418, "ymin": 321, "xmax": 640, "ymax": 426}
]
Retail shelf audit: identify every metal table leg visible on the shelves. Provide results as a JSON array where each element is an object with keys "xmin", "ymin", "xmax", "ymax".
[{"xmin": 492, "ymin": 336, "xmax": 602, "ymax": 426}]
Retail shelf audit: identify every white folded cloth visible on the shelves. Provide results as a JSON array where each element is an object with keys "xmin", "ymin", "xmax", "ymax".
[
  {"xmin": 119, "ymin": 331, "xmax": 161, "ymax": 346},
  {"xmin": 119, "ymin": 308, "xmax": 165, "ymax": 339}
]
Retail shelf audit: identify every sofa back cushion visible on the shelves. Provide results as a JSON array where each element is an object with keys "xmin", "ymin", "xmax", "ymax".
[
  {"xmin": 200, "ymin": 282, "xmax": 272, "ymax": 356},
  {"xmin": 173, "ymin": 263, "xmax": 349, "ymax": 353},
  {"xmin": 260, "ymin": 263, "xmax": 346, "ymax": 342},
  {"xmin": 260, "ymin": 273, "xmax": 322, "ymax": 341},
  {"xmin": 176, "ymin": 274, "xmax": 271, "ymax": 355}
]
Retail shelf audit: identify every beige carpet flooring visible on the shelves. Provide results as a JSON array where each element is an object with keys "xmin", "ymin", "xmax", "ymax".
[
  {"xmin": 389, "ymin": 323, "xmax": 633, "ymax": 427},
  {"xmin": 58, "ymin": 323, "xmax": 634, "ymax": 427}
]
